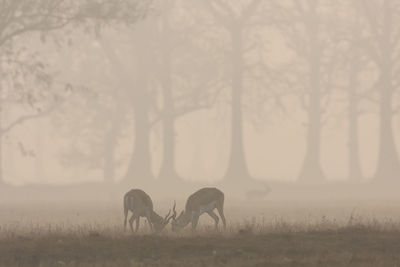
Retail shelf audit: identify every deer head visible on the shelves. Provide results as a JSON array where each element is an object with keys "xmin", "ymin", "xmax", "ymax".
[
  {"xmin": 152, "ymin": 203, "xmax": 175, "ymax": 233},
  {"xmin": 170, "ymin": 202, "xmax": 191, "ymax": 232}
]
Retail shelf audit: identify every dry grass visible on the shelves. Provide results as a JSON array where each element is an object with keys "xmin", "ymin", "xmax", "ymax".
[
  {"xmin": 2, "ymin": 198, "xmax": 400, "ymax": 266},
  {"xmin": 1, "ymin": 217, "xmax": 400, "ymax": 267}
]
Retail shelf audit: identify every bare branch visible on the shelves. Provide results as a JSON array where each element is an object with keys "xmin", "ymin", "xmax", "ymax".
[
  {"xmin": 0, "ymin": 103, "xmax": 58, "ymax": 136},
  {"xmin": 150, "ymin": 80, "xmax": 224, "ymax": 127}
]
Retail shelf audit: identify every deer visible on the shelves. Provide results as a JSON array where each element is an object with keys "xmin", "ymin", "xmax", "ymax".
[
  {"xmin": 171, "ymin": 187, "xmax": 226, "ymax": 232},
  {"xmin": 123, "ymin": 189, "xmax": 174, "ymax": 233}
]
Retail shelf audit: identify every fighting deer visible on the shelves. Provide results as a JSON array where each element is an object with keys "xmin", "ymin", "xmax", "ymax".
[
  {"xmin": 171, "ymin": 187, "xmax": 226, "ymax": 232},
  {"xmin": 123, "ymin": 189, "xmax": 173, "ymax": 233}
]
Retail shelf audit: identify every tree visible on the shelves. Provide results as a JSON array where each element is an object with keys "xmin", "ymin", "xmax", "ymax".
[
  {"xmin": 360, "ymin": 0, "xmax": 400, "ymax": 182},
  {"xmin": 202, "ymin": 0, "xmax": 262, "ymax": 181},
  {"xmin": 85, "ymin": 26, "xmax": 154, "ymax": 183},
  {"xmin": 0, "ymin": 0, "xmax": 145, "ymax": 184},
  {"xmin": 345, "ymin": 22, "xmax": 366, "ymax": 181},
  {"xmin": 271, "ymin": 0, "xmax": 340, "ymax": 182},
  {"xmin": 154, "ymin": 0, "xmax": 222, "ymax": 181},
  {"xmin": 55, "ymin": 89, "xmax": 128, "ymax": 183},
  {"xmin": 338, "ymin": 2, "xmax": 376, "ymax": 181},
  {"xmin": 0, "ymin": 39, "xmax": 60, "ymax": 184},
  {"xmin": 97, "ymin": 2, "xmax": 223, "ymax": 184},
  {"xmin": 52, "ymin": 40, "xmax": 130, "ymax": 184}
]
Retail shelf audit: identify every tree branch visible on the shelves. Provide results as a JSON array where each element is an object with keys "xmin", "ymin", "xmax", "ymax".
[
  {"xmin": 150, "ymin": 82, "xmax": 224, "ymax": 127},
  {"xmin": 0, "ymin": 104, "xmax": 58, "ymax": 136}
]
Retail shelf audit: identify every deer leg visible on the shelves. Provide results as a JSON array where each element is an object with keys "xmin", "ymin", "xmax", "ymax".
[
  {"xmin": 145, "ymin": 209, "xmax": 153, "ymax": 232},
  {"xmin": 216, "ymin": 204, "xmax": 226, "ymax": 229},
  {"xmin": 191, "ymin": 212, "xmax": 200, "ymax": 232},
  {"xmin": 147, "ymin": 217, "xmax": 153, "ymax": 232},
  {"xmin": 129, "ymin": 214, "xmax": 136, "ymax": 232},
  {"xmin": 124, "ymin": 211, "xmax": 129, "ymax": 231},
  {"xmin": 207, "ymin": 210, "xmax": 219, "ymax": 229},
  {"xmin": 135, "ymin": 216, "xmax": 140, "ymax": 232}
]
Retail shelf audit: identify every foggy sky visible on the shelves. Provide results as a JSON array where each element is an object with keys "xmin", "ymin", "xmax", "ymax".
[{"xmin": 1, "ymin": 0, "xmax": 400, "ymax": 185}]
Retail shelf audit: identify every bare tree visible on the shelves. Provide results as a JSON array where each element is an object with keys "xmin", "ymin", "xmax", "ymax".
[
  {"xmin": 201, "ymin": 0, "xmax": 262, "ymax": 181},
  {"xmin": 271, "ymin": 0, "xmax": 341, "ymax": 182},
  {"xmin": 346, "ymin": 34, "xmax": 365, "ymax": 181},
  {"xmin": 154, "ymin": 0, "xmax": 222, "ymax": 181},
  {"xmin": 99, "ymin": 9, "xmax": 220, "ymax": 184},
  {"xmin": 339, "ymin": 2, "xmax": 375, "ymax": 181},
  {"xmin": 359, "ymin": 0, "xmax": 400, "ymax": 182},
  {"xmin": 125, "ymin": 20, "xmax": 156, "ymax": 182},
  {"xmin": 97, "ymin": 22, "xmax": 155, "ymax": 183},
  {"xmin": 0, "ymin": 0, "xmax": 144, "ymax": 184}
]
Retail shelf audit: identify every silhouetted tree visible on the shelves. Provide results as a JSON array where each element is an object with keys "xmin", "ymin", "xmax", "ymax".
[
  {"xmin": 339, "ymin": 2, "xmax": 375, "ymax": 181},
  {"xmin": 0, "ymin": 41, "xmax": 60, "ymax": 184},
  {"xmin": 97, "ymin": 24, "xmax": 155, "ymax": 183},
  {"xmin": 98, "ymin": 2, "xmax": 223, "ymax": 184},
  {"xmin": 359, "ymin": 0, "xmax": 400, "ymax": 182},
  {"xmin": 154, "ymin": 0, "xmax": 222, "ymax": 182},
  {"xmin": 0, "ymin": 0, "xmax": 145, "ymax": 184},
  {"xmin": 53, "ymin": 40, "xmax": 130, "ymax": 184},
  {"xmin": 202, "ymin": 0, "xmax": 262, "ymax": 181},
  {"xmin": 271, "ymin": 0, "xmax": 340, "ymax": 182},
  {"xmin": 346, "ymin": 36, "xmax": 365, "ymax": 181}
]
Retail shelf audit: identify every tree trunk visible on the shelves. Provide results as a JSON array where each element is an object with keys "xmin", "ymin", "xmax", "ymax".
[
  {"xmin": 224, "ymin": 26, "xmax": 251, "ymax": 181},
  {"xmin": 124, "ymin": 98, "xmax": 153, "ymax": 182},
  {"xmin": 103, "ymin": 133, "xmax": 116, "ymax": 183},
  {"xmin": 34, "ymin": 120, "xmax": 46, "ymax": 182},
  {"xmin": 190, "ymin": 119, "xmax": 207, "ymax": 180},
  {"xmin": 158, "ymin": 38, "xmax": 180, "ymax": 181},
  {"xmin": 298, "ymin": 91, "xmax": 324, "ymax": 182},
  {"xmin": 0, "ymin": 129, "xmax": 3, "ymax": 185},
  {"xmin": 100, "ymin": 30, "xmax": 155, "ymax": 184},
  {"xmin": 158, "ymin": 80, "xmax": 180, "ymax": 180},
  {"xmin": 373, "ymin": 3, "xmax": 400, "ymax": 182},
  {"xmin": 298, "ymin": 46, "xmax": 325, "ymax": 182},
  {"xmin": 348, "ymin": 88, "xmax": 363, "ymax": 181},
  {"xmin": 374, "ymin": 79, "xmax": 400, "ymax": 181},
  {"xmin": 103, "ymin": 110, "xmax": 122, "ymax": 183},
  {"xmin": 0, "ymin": 78, "xmax": 3, "ymax": 185},
  {"xmin": 347, "ymin": 23, "xmax": 364, "ymax": 181}
]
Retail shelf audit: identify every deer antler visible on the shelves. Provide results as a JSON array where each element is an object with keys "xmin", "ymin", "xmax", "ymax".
[
  {"xmin": 170, "ymin": 201, "xmax": 177, "ymax": 221},
  {"xmin": 164, "ymin": 201, "xmax": 177, "ymax": 224},
  {"xmin": 164, "ymin": 209, "xmax": 171, "ymax": 221}
]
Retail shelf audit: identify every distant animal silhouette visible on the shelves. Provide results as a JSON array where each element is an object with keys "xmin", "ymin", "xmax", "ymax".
[
  {"xmin": 123, "ymin": 189, "xmax": 173, "ymax": 233},
  {"xmin": 171, "ymin": 187, "xmax": 226, "ymax": 232}
]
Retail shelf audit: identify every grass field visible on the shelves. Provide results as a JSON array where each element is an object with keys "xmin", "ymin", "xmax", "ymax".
[
  {"xmin": 1, "ymin": 218, "xmax": 400, "ymax": 267},
  {"xmin": 2, "ymin": 189, "xmax": 400, "ymax": 267}
]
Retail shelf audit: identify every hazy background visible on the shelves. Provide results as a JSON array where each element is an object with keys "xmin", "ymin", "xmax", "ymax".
[{"xmin": 1, "ymin": 0, "xmax": 400, "ymax": 211}]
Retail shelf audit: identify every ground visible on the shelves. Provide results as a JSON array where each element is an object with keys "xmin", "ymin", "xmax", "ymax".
[
  {"xmin": 1, "ymin": 182, "xmax": 400, "ymax": 266},
  {"xmin": 1, "ymin": 226, "xmax": 400, "ymax": 266}
]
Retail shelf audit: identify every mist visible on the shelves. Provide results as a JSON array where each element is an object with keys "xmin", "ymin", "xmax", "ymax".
[
  {"xmin": 0, "ymin": 0, "xmax": 400, "ymax": 266},
  {"xmin": 1, "ymin": 1, "xmax": 400, "ymax": 265}
]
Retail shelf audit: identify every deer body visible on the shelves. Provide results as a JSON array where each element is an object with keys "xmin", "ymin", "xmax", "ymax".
[
  {"xmin": 171, "ymin": 187, "xmax": 226, "ymax": 232},
  {"xmin": 123, "ymin": 189, "xmax": 172, "ymax": 233}
]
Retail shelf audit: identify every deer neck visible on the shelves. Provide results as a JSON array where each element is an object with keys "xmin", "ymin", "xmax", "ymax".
[
  {"xmin": 150, "ymin": 210, "xmax": 163, "ymax": 224},
  {"xmin": 181, "ymin": 211, "xmax": 192, "ymax": 225}
]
